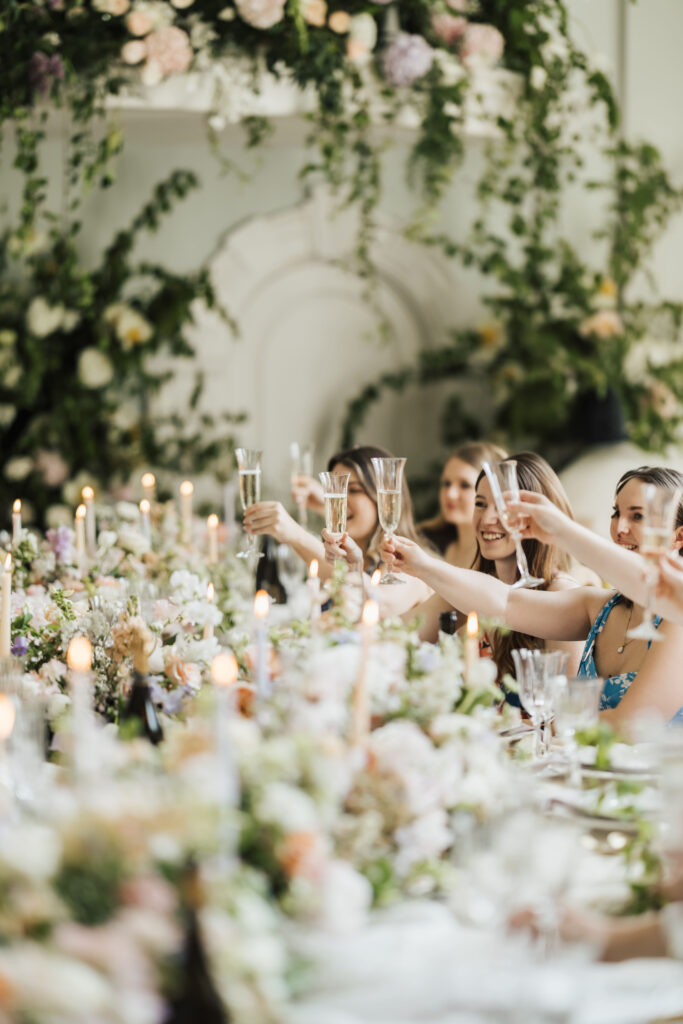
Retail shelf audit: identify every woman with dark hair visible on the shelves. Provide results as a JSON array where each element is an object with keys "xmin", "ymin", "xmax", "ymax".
[
  {"xmin": 419, "ymin": 441, "xmax": 508, "ymax": 569},
  {"xmin": 384, "ymin": 464, "xmax": 683, "ymax": 729},
  {"xmin": 244, "ymin": 444, "xmax": 432, "ymax": 615}
]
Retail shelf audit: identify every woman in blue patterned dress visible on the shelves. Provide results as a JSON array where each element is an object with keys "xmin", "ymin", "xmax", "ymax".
[{"xmin": 382, "ymin": 465, "xmax": 683, "ymax": 731}]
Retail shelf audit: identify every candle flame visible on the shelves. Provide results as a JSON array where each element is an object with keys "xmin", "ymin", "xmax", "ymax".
[
  {"xmin": 12, "ymin": 500, "xmax": 20, "ymax": 514},
  {"xmin": 362, "ymin": 599, "xmax": 379, "ymax": 627},
  {"xmin": 0, "ymin": 694, "xmax": 16, "ymax": 741},
  {"xmin": 370, "ymin": 569, "xmax": 381, "ymax": 587},
  {"xmin": 207, "ymin": 582, "xmax": 215, "ymax": 602},
  {"xmin": 3, "ymin": 554, "xmax": 11, "ymax": 573},
  {"xmin": 81, "ymin": 486, "xmax": 94, "ymax": 501},
  {"xmin": 179, "ymin": 480, "xmax": 194, "ymax": 497},
  {"xmin": 141, "ymin": 472, "xmax": 156, "ymax": 489},
  {"xmin": 254, "ymin": 589, "xmax": 270, "ymax": 619},
  {"xmin": 75, "ymin": 504, "xmax": 86, "ymax": 520},
  {"xmin": 466, "ymin": 611, "xmax": 479, "ymax": 638},
  {"xmin": 309, "ymin": 559, "xmax": 319, "ymax": 579},
  {"xmin": 211, "ymin": 651, "xmax": 238, "ymax": 687},
  {"xmin": 67, "ymin": 635, "xmax": 92, "ymax": 673},
  {"xmin": 140, "ymin": 499, "xmax": 150, "ymax": 515},
  {"xmin": 207, "ymin": 513, "xmax": 218, "ymax": 528}
]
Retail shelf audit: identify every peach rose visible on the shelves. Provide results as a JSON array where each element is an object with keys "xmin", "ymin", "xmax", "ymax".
[
  {"xmin": 165, "ymin": 656, "xmax": 201, "ymax": 691},
  {"xmin": 122, "ymin": 39, "xmax": 147, "ymax": 64},
  {"xmin": 302, "ymin": 0, "xmax": 326, "ymax": 27},
  {"xmin": 328, "ymin": 10, "xmax": 350, "ymax": 33},
  {"xmin": 126, "ymin": 9, "xmax": 153, "ymax": 35},
  {"xmin": 278, "ymin": 830, "xmax": 326, "ymax": 880},
  {"xmin": 578, "ymin": 310, "xmax": 624, "ymax": 339},
  {"xmin": 145, "ymin": 25, "xmax": 193, "ymax": 76}
]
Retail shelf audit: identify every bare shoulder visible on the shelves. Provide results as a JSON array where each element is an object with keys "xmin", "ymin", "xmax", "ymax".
[{"xmin": 548, "ymin": 572, "xmax": 581, "ymax": 593}]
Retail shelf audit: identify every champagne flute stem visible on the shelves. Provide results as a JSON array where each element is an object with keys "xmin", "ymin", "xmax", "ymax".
[{"xmin": 513, "ymin": 534, "xmax": 531, "ymax": 580}]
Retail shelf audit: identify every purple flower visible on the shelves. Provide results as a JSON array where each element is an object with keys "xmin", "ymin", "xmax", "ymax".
[
  {"xmin": 47, "ymin": 525, "xmax": 73, "ymax": 564},
  {"xmin": 29, "ymin": 51, "xmax": 65, "ymax": 98},
  {"xmin": 11, "ymin": 637, "xmax": 28, "ymax": 657},
  {"xmin": 382, "ymin": 32, "xmax": 434, "ymax": 88}
]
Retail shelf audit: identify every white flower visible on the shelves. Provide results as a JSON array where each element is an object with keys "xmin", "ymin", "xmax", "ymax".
[
  {"xmin": 235, "ymin": 0, "xmax": 286, "ymax": 29},
  {"xmin": 256, "ymin": 782, "xmax": 319, "ymax": 832},
  {"xmin": 0, "ymin": 823, "xmax": 61, "ymax": 879},
  {"xmin": 0, "ymin": 405, "xmax": 14, "ymax": 426},
  {"xmin": 78, "ymin": 348, "xmax": 114, "ymax": 388},
  {"xmin": 530, "ymin": 65, "xmax": 547, "ymax": 90},
  {"xmin": 4, "ymin": 456, "xmax": 33, "ymax": 481},
  {"xmin": 395, "ymin": 807, "xmax": 452, "ymax": 875},
  {"xmin": 3, "ymin": 364, "xmax": 20, "ymax": 388},
  {"xmin": 26, "ymin": 297, "xmax": 65, "ymax": 338},
  {"xmin": 317, "ymin": 860, "xmax": 372, "ymax": 932},
  {"xmin": 117, "ymin": 526, "xmax": 150, "ymax": 557}
]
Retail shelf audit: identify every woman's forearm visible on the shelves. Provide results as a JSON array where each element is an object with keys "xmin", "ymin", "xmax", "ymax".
[
  {"xmin": 416, "ymin": 560, "xmax": 510, "ymax": 619},
  {"xmin": 551, "ymin": 518, "xmax": 649, "ymax": 605}
]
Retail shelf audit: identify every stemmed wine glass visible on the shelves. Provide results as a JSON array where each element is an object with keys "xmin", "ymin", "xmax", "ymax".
[
  {"xmin": 371, "ymin": 457, "xmax": 405, "ymax": 585},
  {"xmin": 626, "ymin": 484, "xmax": 681, "ymax": 641},
  {"xmin": 235, "ymin": 448, "xmax": 264, "ymax": 563},
  {"xmin": 319, "ymin": 471, "xmax": 350, "ymax": 553},
  {"xmin": 482, "ymin": 460, "xmax": 544, "ymax": 589},
  {"xmin": 551, "ymin": 675, "xmax": 602, "ymax": 787},
  {"xmin": 290, "ymin": 442, "xmax": 314, "ymax": 529},
  {"xmin": 512, "ymin": 648, "xmax": 568, "ymax": 759}
]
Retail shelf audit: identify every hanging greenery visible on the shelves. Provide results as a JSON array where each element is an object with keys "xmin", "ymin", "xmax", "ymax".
[{"xmin": 1, "ymin": 0, "xmax": 682, "ymax": 522}]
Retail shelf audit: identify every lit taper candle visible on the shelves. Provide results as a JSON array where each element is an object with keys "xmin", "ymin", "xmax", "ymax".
[
  {"xmin": 207, "ymin": 513, "xmax": 219, "ymax": 565},
  {"xmin": 81, "ymin": 486, "xmax": 96, "ymax": 558},
  {"xmin": 11, "ymin": 500, "xmax": 21, "ymax": 545}
]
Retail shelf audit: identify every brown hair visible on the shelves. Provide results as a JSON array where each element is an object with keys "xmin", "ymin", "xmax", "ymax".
[
  {"xmin": 474, "ymin": 451, "xmax": 574, "ymax": 681},
  {"xmin": 614, "ymin": 466, "xmax": 683, "ymax": 531},
  {"xmin": 327, "ymin": 444, "xmax": 423, "ymax": 566},
  {"xmin": 419, "ymin": 441, "xmax": 508, "ymax": 542}
]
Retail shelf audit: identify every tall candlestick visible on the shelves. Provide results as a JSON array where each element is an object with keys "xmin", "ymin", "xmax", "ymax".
[
  {"xmin": 207, "ymin": 514, "xmax": 219, "ymax": 565},
  {"xmin": 75, "ymin": 504, "xmax": 87, "ymax": 576},
  {"xmin": 0, "ymin": 555, "xmax": 12, "ymax": 659},
  {"xmin": 307, "ymin": 559, "xmax": 321, "ymax": 629},
  {"xmin": 11, "ymin": 500, "xmax": 21, "ymax": 545},
  {"xmin": 81, "ymin": 486, "xmax": 96, "ymax": 558},
  {"xmin": 211, "ymin": 651, "xmax": 240, "ymax": 812},
  {"xmin": 141, "ymin": 472, "xmax": 156, "ymax": 504},
  {"xmin": 140, "ymin": 499, "xmax": 151, "ymax": 544},
  {"xmin": 67, "ymin": 635, "xmax": 94, "ymax": 781},
  {"xmin": 179, "ymin": 480, "xmax": 193, "ymax": 545},
  {"xmin": 253, "ymin": 589, "xmax": 270, "ymax": 700},
  {"xmin": 464, "ymin": 611, "xmax": 479, "ymax": 685},
  {"xmin": 203, "ymin": 582, "xmax": 215, "ymax": 640},
  {"xmin": 351, "ymin": 599, "xmax": 379, "ymax": 746}
]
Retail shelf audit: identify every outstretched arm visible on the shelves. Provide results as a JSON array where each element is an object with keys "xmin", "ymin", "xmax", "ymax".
[
  {"xmin": 384, "ymin": 535, "xmax": 595, "ymax": 641},
  {"xmin": 508, "ymin": 491, "xmax": 651, "ymax": 605},
  {"xmin": 243, "ymin": 502, "xmax": 329, "ymax": 578}
]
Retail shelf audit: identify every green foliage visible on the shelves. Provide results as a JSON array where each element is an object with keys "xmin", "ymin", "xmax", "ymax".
[{"xmin": 55, "ymin": 840, "xmax": 127, "ymax": 926}]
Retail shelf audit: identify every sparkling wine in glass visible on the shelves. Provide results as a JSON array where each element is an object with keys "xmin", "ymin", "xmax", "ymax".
[
  {"xmin": 482, "ymin": 460, "xmax": 544, "ymax": 589},
  {"xmin": 235, "ymin": 448, "xmax": 264, "ymax": 563},
  {"xmin": 627, "ymin": 484, "xmax": 681, "ymax": 641},
  {"xmin": 371, "ymin": 457, "xmax": 406, "ymax": 586},
  {"xmin": 290, "ymin": 442, "xmax": 314, "ymax": 529},
  {"xmin": 319, "ymin": 471, "xmax": 350, "ymax": 543}
]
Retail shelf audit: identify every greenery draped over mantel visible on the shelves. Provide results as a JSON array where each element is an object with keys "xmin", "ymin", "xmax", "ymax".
[{"xmin": 1, "ymin": 0, "xmax": 682, "ymax": 522}]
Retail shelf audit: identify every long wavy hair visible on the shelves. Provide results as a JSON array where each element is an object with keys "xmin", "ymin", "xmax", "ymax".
[
  {"xmin": 419, "ymin": 441, "xmax": 508, "ymax": 548},
  {"xmin": 327, "ymin": 445, "xmax": 423, "ymax": 567},
  {"xmin": 474, "ymin": 451, "xmax": 575, "ymax": 681}
]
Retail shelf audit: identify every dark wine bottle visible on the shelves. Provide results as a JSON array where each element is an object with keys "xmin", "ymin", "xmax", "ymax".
[
  {"xmin": 121, "ymin": 625, "xmax": 164, "ymax": 745},
  {"xmin": 439, "ymin": 611, "xmax": 459, "ymax": 635},
  {"xmin": 255, "ymin": 535, "xmax": 286, "ymax": 603},
  {"xmin": 164, "ymin": 864, "xmax": 229, "ymax": 1024}
]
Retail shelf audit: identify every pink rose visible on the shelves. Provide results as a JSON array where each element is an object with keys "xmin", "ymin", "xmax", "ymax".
[
  {"xmin": 126, "ymin": 9, "xmax": 153, "ymax": 35},
  {"xmin": 460, "ymin": 23, "xmax": 505, "ymax": 67},
  {"xmin": 432, "ymin": 13, "xmax": 466, "ymax": 47},
  {"xmin": 145, "ymin": 26, "xmax": 193, "ymax": 76}
]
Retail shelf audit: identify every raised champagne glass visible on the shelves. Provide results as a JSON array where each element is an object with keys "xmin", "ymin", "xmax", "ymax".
[
  {"xmin": 482, "ymin": 460, "xmax": 544, "ymax": 589},
  {"xmin": 627, "ymin": 484, "xmax": 681, "ymax": 641},
  {"xmin": 371, "ymin": 456, "xmax": 405, "ymax": 586},
  {"xmin": 235, "ymin": 448, "xmax": 264, "ymax": 563},
  {"xmin": 318, "ymin": 472, "xmax": 350, "ymax": 544},
  {"xmin": 290, "ymin": 442, "xmax": 314, "ymax": 529}
]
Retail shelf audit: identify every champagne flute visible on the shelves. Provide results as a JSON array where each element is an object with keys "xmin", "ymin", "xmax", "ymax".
[
  {"xmin": 551, "ymin": 675, "xmax": 602, "ymax": 786},
  {"xmin": 290, "ymin": 442, "xmax": 314, "ymax": 528},
  {"xmin": 371, "ymin": 457, "xmax": 405, "ymax": 586},
  {"xmin": 482, "ymin": 460, "xmax": 544, "ymax": 589},
  {"xmin": 235, "ymin": 448, "xmax": 264, "ymax": 563},
  {"xmin": 627, "ymin": 484, "xmax": 681, "ymax": 641},
  {"xmin": 319, "ymin": 472, "xmax": 350, "ymax": 546},
  {"xmin": 511, "ymin": 649, "xmax": 568, "ymax": 759}
]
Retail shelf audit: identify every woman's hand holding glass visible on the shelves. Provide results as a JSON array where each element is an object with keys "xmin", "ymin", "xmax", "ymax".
[
  {"xmin": 321, "ymin": 529, "xmax": 363, "ymax": 571},
  {"xmin": 506, "ymin": 490, "xmax": 568, "ymax": 546},
  {"xmin": 627, "ymin": 484, "xmax": 681, "ymax": 641},
  {"xmin": 290, "ymin": 474, "xmax": 325, "ymax": 518},
  {"xmin": 380, "ymin": 535, "xmax": 432, "ymax": 578},
  {"xmin": 482, "ymin": 461, "xmax": 545, "ymax": 589},
  {"xmin": 243, "ymin": 501, "xmax": 299, "ymax": 546},
  {"xmin": 655, "ymin": 552, "xmax": 683, "ymax": 626}
]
